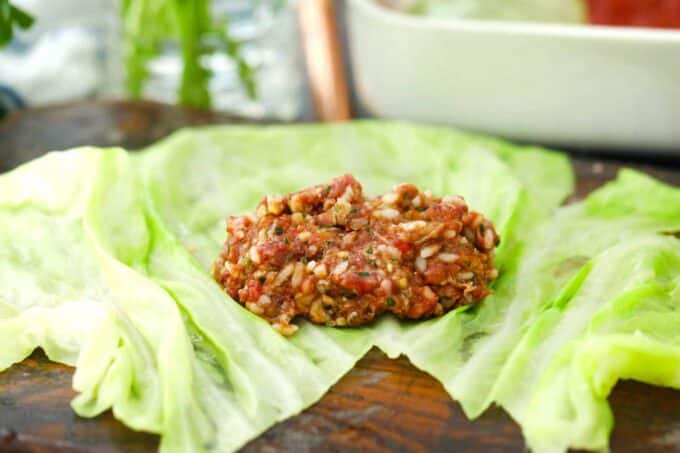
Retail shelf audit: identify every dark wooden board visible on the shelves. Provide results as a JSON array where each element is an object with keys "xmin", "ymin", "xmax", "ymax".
[{"xmin": 1, "ymin": 101, "xmax": 680, "ymax": 453}]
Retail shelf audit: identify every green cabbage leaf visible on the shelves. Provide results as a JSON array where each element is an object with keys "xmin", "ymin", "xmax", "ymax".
[{"xmin": 2, "ymin": 121, "xmax": 679, "ymax": 453}]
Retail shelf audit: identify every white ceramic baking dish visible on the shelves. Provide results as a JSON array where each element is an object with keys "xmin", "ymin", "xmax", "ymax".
[{"xmin": 346, "ymin": 0, "xmax": 680, "ymax": 152}]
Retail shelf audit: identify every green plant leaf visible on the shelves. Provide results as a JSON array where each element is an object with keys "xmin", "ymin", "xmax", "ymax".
[
  {"xmin": 122, "ymin": 0, "xmax": 257, "ymax": 108},
  {"xmin": 0, "ymin": 1, "xmax": 35, "ymax": 47}
]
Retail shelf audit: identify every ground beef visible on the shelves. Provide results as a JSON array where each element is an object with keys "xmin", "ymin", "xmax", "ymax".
[{"xmin": 213, "ymin": 174, "xmax": 499, "ymax": 335}]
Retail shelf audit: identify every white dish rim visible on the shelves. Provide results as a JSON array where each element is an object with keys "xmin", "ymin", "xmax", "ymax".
[{"xmin": 353, "ymin": 0, "xmax": 680, "ymax": 42}]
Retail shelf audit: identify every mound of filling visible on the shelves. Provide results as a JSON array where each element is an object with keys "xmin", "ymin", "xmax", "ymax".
[{"xmin": 213, "ymin": 175, "xmax": 499, "ymax": 335}]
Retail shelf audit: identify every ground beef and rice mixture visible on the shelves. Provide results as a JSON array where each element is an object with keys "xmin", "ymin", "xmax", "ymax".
[{"xmin": 213, "ymin": 174, "xmax": 499, "ymax": 335}]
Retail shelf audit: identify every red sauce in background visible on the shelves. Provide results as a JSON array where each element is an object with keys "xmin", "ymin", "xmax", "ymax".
[{"xmin": 587, "ymin": 0, "xmax": 680, "ymax": 28}]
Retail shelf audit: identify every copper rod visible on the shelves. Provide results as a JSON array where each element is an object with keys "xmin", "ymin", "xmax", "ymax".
[{"xmin": 298, "ymin": 0, "xmax": 351, "ymax": 121}]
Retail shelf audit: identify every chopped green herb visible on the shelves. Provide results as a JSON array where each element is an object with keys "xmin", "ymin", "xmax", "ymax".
[
  {"xmin": 341, "ymin": 291, "xmax": 358, "ymax": 300},
  {"xmin": 358, "ymin": 271, "xmax": 370, "ymax": 277},
  {"xmin": 386, "ymin": 297, "xmax": 395, "ymax": 307},
  {"xmin": 466, "ymin": 260, "xmax": 472, "ymax": 266},
  {"xmin": 258, "ymin": 276, "xmax": 266, "ymax": 284},
  {"xmin": 350, "ymin": 208, "xmax": 358, "ymax": 214},
  {"xmin": 274, "ymin": 226, "xmax": 284, "ymax": 235},
  {"xmin": 284, "ymin": 238, "xmax": 290, "ymax": 244},
  {"xmin": 301, "ymin": 256, "xmax": 308, "ymax": 264},
  {"xmin": 366, "ymin": 247, "xmax": 373, "ymax": 254}
]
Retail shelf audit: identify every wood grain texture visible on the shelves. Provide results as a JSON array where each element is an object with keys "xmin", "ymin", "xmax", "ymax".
[
  {"xmin": 1, "ymin": 101, "xmax": 680, "ymax": 453},
  {"xmin": 0, "ymin": 100, "xmax": 258, "ymax": 173}
]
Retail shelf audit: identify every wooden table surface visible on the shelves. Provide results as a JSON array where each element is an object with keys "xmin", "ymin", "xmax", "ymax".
[{"xmin": 1, "ymin": 101, "xmax": 680, "ymax": 453}]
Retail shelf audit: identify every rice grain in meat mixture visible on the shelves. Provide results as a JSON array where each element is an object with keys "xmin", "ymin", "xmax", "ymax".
[{"xmin": 213, "ymin": 175, "xmax": 499, "ymax": 335}]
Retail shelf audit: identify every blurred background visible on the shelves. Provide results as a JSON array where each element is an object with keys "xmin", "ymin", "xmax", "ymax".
[
  {"xmin": 0, "ymin": 0, "xmax": 304, "ymax": 119},
  {"xmin": 1, "ymin": 0, "xmax": 679, "ymax": 151}
]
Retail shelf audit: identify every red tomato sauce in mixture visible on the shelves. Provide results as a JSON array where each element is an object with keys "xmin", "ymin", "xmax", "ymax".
[{"xmin": 213, "ymin": 175, "xmax": 500, "ymax": 335}]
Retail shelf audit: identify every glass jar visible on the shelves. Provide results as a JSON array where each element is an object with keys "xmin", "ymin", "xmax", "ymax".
[
  {"xmin": 0, "ymin": 0, "xmax": 119, "ymax": 113},
  {"xmin": 139, "ymin": 0, "xmax": 304, "ymax": 120}
]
